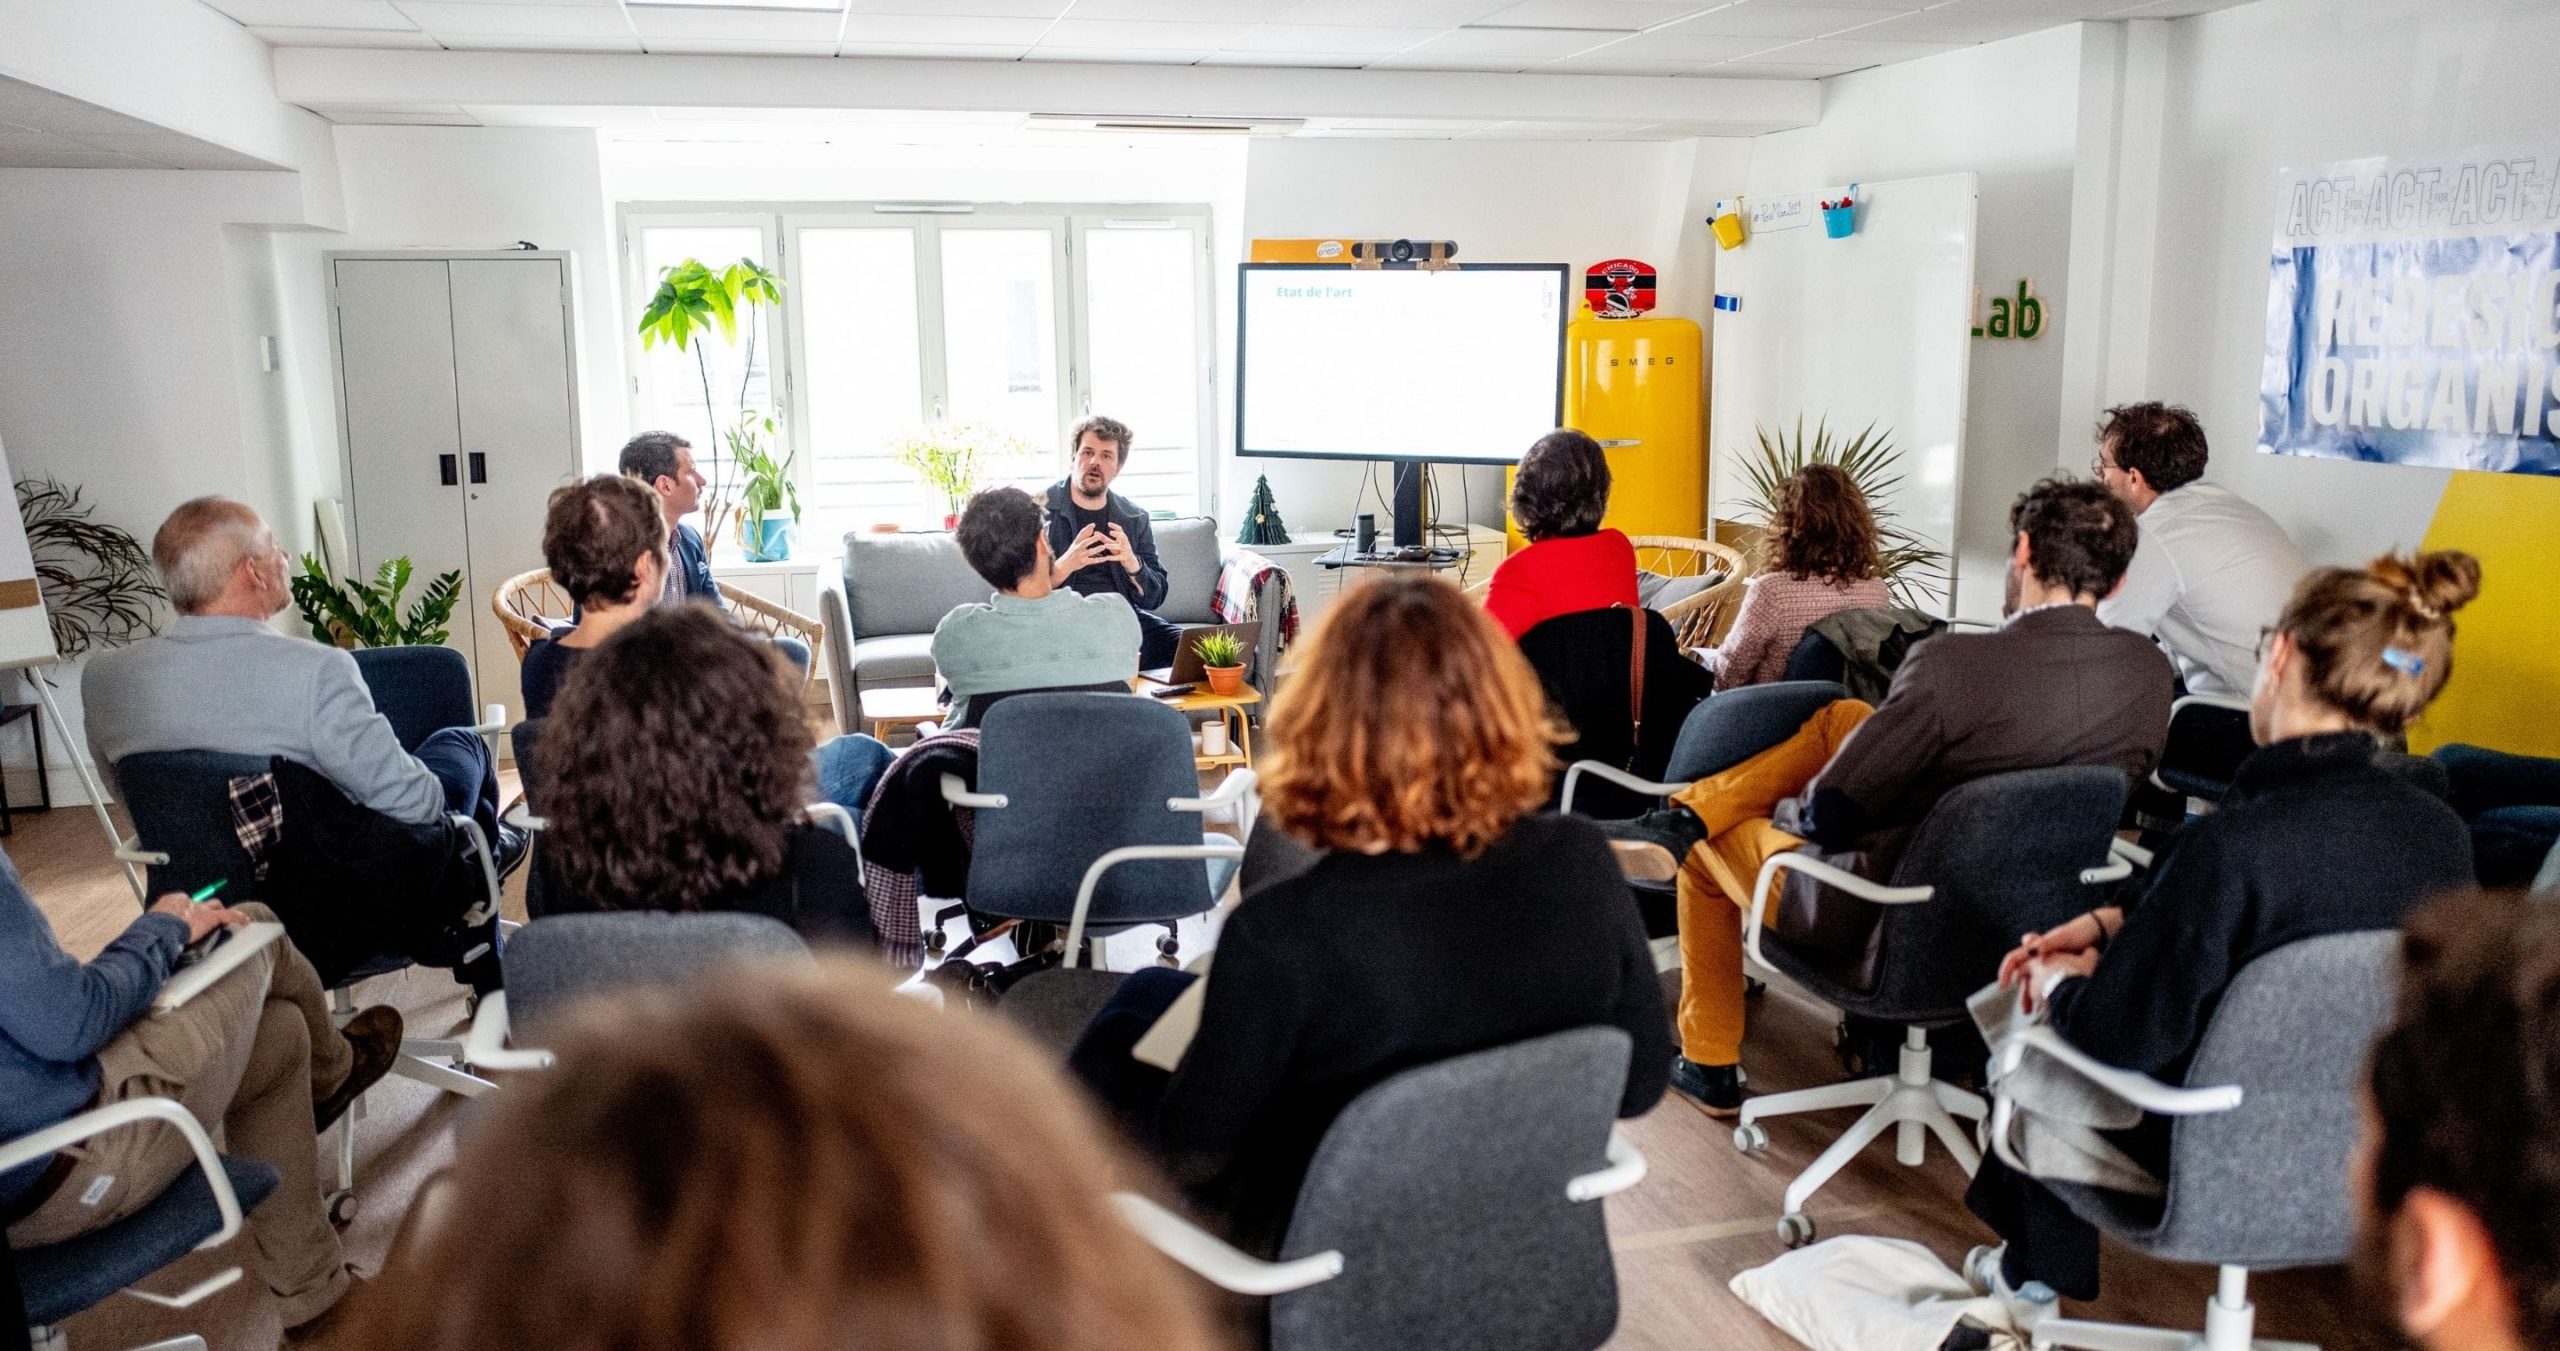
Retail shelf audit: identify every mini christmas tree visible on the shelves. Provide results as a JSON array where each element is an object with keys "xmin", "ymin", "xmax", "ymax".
[{"xmin": 1236, "ymin": 474, "xmax": 1291, "ymax": 546}]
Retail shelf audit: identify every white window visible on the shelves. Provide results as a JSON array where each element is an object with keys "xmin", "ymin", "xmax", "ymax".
[{"xmin": 624, "ymin": 204, "xmax": 1215, "ymax": 549}]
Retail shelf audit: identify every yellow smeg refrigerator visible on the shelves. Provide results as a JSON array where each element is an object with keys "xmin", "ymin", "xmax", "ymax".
[{"xmin": 1506, "ymin": 306, "xmax": 1706, "ymax": 552}]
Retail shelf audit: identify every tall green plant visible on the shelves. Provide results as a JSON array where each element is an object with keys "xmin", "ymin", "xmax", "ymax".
[
  {"xmin": 1737, "ymin": 418, "xmax": 1947, "ymax": 609},
  {"xmin": 635, "ymin": 256, "xmax": 785, "ymax": 547},
  {"xmin": 290, "ymin": 555, "xmax": 461, "ymax": 648},
  {"xmin": 14, "ymin": 478, "xmax": 162, "ymax": 658},
  {"xmin": 734, "ymin": 413, "xmax": 798, "ymax": 522}
]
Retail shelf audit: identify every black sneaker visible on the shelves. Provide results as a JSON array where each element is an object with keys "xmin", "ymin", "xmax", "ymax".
[
  {"xmin": 1668, "ymin": 1055, "xmax": 1745, "ymax": 1117},
  {"xmin": 1597, "ymin": 806, "xmax": 1708, "ymax": 873},
  {"xmin": 491, "ymin": 822, "xmax": 531, "ymax": 881}
]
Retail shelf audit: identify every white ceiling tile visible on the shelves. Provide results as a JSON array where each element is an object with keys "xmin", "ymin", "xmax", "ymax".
[
  {"xmin": 1196, "ymin": 52, "xmax": 1375, "ymax": 67},
  {"xmin": 1939, "ymin": 0, "xmax": 2121, "ymax": 14},
  {"xmin": 627, "ymin": 7, "xmax": 843, "ymax": 38},
  {"xmin": 1020, "ymin": 46, "xmax": 1214, "ymax": 62},
  {"xmin": 198, "ymin": 0, "xmax": 422, "ymax": 28},
  {"xmin": 1222, "ymin": 24, "xmax": 1438, "ymax": 54},
  {"xmin": 389, "ymin": 0, "xmax": 621, "ymax": 5},
  {"xmin": 1570, "ymin": 28, "xmax": 1781, "ymax": 59},
  {"xmin": 437, "ymin": 30, "xmax": 643, "ymax": 48},
  {"xmin": 2103, "ymin": 0, "xmax": 2255, "ymax": 13},
  {"xmin": 1036, "ymin": 19, "xmax": 1253, "ymax": 49},
  {"xmin": 391, "ymin": 2, "xmax": 635, "ymax": 36},
  {"xmin": 1651, "ymin": 4, "xmax": 1906, "ymax": 40},
  {"xmin": 1392, "ymin": 24, "xmax": 1621, "ymax": 58},
  {"xmin": 1711, "ymin": 57, "xmax": 1868, "ymax": 75},
  {"xmin": 836, "ymin": 40, "xmax": 1037, "ymax": 57},
  {"xmin": 2, "ymin": 102, "xmax": 160, "ymax": 134},
  {"xmin": 1749, "ymin": 35, "xmax": 1962, "ymax": 65},
  {"xmin": 1474, "ymin": 0, "xmax": 1722, "ymax": 28},
  {"xmin": 1273, "ymin": 0, "xmax": 1511, "ymax": 25},
  {"xmin": 1845, "ymin": 6, "xmax": 2047, "ymax": 41},
  {"xmin": 1538, "ymin": 53, "xmax": 1728, "ymax": 72},
  {"xmin": 0, "ymin": 140, "xmax": 151, "ymax": 168},
  {"xmin": 642, "ymin": 37, "xmax": 845, "ymax": 52},
  {"xmin": 250, "ymin": 25, "xmax": 444, "ymax": 45},
  {"xmin": 841, "ymin": 0, "xmax": 1066, "ymax": 14},
  {"xmin": 1066, "ymin": 0, "xmax": 1270, "ymax": 18},
  {"xmin": 838, "ymin": 13, "xmax": 1053, "ymax": 42}
]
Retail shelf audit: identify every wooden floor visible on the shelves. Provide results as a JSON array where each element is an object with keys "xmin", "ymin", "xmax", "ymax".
[{"xmin": 10, "ymin": 798, "xmax": 2389, "ymax": 1351}]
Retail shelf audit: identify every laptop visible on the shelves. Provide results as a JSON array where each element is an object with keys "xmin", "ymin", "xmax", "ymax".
[{"xmin": 1142, "ymin": 619, "xmax": 1264, "ymax": 686}]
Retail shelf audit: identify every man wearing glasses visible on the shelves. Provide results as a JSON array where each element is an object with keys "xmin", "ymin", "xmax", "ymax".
[{"xmin": 2089, "ymin": 402, "xmax": 2307, "ymax": 697}]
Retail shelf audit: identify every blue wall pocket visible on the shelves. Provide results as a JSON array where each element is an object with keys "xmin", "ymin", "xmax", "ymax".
[{"xmin": 1713, "ymin": 293, "xmax": 1741, "ymax": 312}]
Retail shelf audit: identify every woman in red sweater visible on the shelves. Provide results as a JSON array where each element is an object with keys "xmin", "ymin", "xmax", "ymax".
[{"xmin": 1483, "ymin": 428, "xmax": 1638, "ymax": 639}]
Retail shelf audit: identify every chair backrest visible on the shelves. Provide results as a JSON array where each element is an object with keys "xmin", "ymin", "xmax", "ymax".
[
  {"xmin": 493, "ymin": 568, "xmax": 574, "ymax": 660},
  {"xmin": 967, "ymin": 693, "xmax": 1211, "ymax": 926},
  {"xmin": 1151, "ymin": 516, "xmax": 1223, "ymax": 625},
  {"xmin": 115, "ymin": 750, "xmax": 272, "ymax": 901},
  {"xmin": 501, "ymin": 911, "xmax": 811, "ymax": 1031},
  {"xmin": 839, "ymin": 531, "xmax": 995, "ymax": 641},
  {"xmin": 1661, "ymin": 680, "xmax": 1849, "ymax": 782},
  {"xmin": 1855, "ymin": 766, "xmax": 2128, "ymax": 1017},
  {"xmin": 1777, "ymin": 628, "xmax": 1848, "ymax": 685},
  {"xmin": 2148, "ymin": 930, "xmax": 2397, "ymax": 1267},
  {"xmin": 1272, "ymin": 1027, "xmax": 1631, "ymax": 1351},
  {"xmin": 1518, "ymin": 607, "xmax": 1715, "ymax": 818},
  {"xmin": 350, "ymin": 644, "xmax": 476, "ymax": 752},
  {"xmin": 2155, "ymin": 699, "xmax": 2255, "ymax": 803}
]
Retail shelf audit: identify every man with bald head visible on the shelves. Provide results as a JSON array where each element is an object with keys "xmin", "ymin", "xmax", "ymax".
[{"xmin": 83, "ymin": 497, "xmax": 503, "ymax": 842}]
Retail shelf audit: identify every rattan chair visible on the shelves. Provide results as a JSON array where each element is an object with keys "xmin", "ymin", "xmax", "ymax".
[
  {"xmin": 1629, "ymin": 535, "xmax": 1750, "ymax": 648},
  {"xmin": 492, "ymin": 567, "xmax": 821, "ymax": 688}
]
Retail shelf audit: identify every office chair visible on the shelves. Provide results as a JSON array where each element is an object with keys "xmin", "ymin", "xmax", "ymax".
[
  {"xmin": 1978, "ymin": 931, "xmax": 2394, "ymax": 1351},
  {"xmin": 463, "ymin": 911, "xmax": 813, "ymax": 1071},
  {"xmin": 1120, "ymin": 1026, "xmax": 1649, "ymax": 1351}
]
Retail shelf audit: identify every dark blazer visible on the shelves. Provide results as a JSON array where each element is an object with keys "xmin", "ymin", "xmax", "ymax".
[
  {"xmin": 1793, "ymin": 603, "xmax": 2177, "ymax": 857},
  {"xmin": 1518, "ymin": 606, "xmax": 1717, "ymax": 819},
  {"xmin": 672, "ymin": 522, "xmax": 723, "ymax": 607},
  {"xmin": 1044, "ymin": 480, "xmax": 1168, "ymax": 612}
]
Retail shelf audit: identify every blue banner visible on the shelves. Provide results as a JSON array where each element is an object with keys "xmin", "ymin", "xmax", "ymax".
[{"xmin": 2259, "ymin": 152, "xmax": 2560, "ymax": 476}]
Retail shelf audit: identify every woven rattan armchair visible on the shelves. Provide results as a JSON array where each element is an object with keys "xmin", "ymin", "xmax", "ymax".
[
  {"xmin": 492, "ymin": 568, "xmax": 821, "ymax": 689},
  {"xmin": 1629, "ymin": 535, "xmax": 1751, "ymax": 648}
]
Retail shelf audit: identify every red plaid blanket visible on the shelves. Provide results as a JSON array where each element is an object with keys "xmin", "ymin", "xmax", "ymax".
[{"xmin": 1212, "ymin": 549, "xmax": 1300, "ymax": 650}]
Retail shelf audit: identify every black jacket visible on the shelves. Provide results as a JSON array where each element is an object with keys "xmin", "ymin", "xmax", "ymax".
[
  {"xmin": 1517, "ymin": 606, "xmax": 1715, "ymax": 819},
  {"xmin": 1044, "ymin": 480, "xmax": 1168, "ymax": 612}
]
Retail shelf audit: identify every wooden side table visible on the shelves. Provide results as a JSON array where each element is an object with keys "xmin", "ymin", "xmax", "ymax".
[
  {"xmin": 860, "ymin": 684, "xmax": 945, "ymax": 741},
  {"xmin": 1144, "ymin": 681, "xmax": 1262, "ymax": 774},
  {"xmin": 0, "ymin": 700, "xmax": 49, "ymax": 837}
]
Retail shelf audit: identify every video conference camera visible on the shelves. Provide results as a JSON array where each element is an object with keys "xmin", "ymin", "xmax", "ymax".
[{"xmin": 1350, "ymin": 239, "xmax": 1460, "ymax": 269}]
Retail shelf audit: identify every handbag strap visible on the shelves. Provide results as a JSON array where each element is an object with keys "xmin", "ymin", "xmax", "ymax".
[{"xmin": 1615, "ymin": 603, "xmax": 1647, "ymax": 768}]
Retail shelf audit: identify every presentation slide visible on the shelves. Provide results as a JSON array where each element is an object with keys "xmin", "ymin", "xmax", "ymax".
[{"xmin": 1238, "ymin": 266, "xmax": 1565, "ymax": 464}]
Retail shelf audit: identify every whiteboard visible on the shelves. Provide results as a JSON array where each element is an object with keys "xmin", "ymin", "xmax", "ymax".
[
  {"xmin": 1708, "ymin": 172, "xmax": 1978, "ymax": 616},
  {"xmin": 0, "ymin": 432, "xmax": 60, "ymax": 671}
]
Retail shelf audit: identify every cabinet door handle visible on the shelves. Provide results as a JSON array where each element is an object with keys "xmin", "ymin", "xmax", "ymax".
[
  {"xmin": 468, "ymin": 452, "xmax": 487, "ymax": 485},
  {"xmin": 439, "ymin": 455, "xmax": 458, "ymax": 486}
]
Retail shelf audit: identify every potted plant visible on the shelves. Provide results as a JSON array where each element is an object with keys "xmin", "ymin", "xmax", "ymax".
[
  {"xmin": 733, "ymin": 412, "xmax": 798, "ymax": 562},
  {"xmin": 1192, "ymin": 630, "xmax": 1248, "ymax": 696},
  {"xmin": 15, "ymin": 478, "xmax": 163, "ymax": 659},
  {"xmin": 635, "ymin": 256, "xmax": 785, "ymax": 551},
  {"xmin": 1737, "ymin": 417, "xmax": 1948, "ymax": 610},
  {"xmin": 289, "ymin": 555, "xmax": 462, "ymax": 648},
  {"xmin": 890, "ymin": 422, "xmax": 1029, "ymax": 529}
]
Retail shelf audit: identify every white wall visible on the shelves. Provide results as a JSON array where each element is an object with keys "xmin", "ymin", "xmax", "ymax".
[
  {"xmin": 1739, "ymin": 23, "xmax": 2087, "ymax": 619},
  {"xmin": 2138, "ymin": 0, "xmax": 2560, "ymax": 564},
  {"xmin": 1238, "ymin": 137, "xmax": 1719, "ymax": 537}
]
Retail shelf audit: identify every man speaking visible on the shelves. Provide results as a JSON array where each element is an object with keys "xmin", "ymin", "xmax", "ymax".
[{"xmin": 1045, "ymin": 415, "xmax": 1179, "ymax": 669}]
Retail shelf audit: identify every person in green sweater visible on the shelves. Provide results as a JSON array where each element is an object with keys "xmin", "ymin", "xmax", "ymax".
[{"xmin": 930, "ymin": 487, "xmax": 1140, "ymax": 729}]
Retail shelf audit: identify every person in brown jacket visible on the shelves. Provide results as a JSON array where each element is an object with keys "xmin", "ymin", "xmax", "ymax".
[{"xmin": 1607, "ymin": 477, "xmax": 2174, "ymax": 1112}]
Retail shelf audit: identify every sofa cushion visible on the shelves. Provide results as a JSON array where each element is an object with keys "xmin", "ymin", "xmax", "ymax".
[
  {"xmin": 847, "ymin": 633, "xmax": 938, "ymax": 687},
  {"xmin": 842, "ymin": 531, "xmax": 988, "ymax": 639},
  {"xmin": 1154, "ymin": 516, "xmax": 1222, "ymax": 625}
]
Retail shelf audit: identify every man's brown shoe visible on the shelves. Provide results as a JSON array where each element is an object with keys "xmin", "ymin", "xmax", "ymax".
[{"xmin": 315, "ymin": 1006, "xmax": 403, "ymax": 1131}]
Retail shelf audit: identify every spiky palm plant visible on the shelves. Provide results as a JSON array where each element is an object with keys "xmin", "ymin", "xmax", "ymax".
[{"xmin": 1737, "ymin": 417, "xmax": 1947, "ymax": 609}]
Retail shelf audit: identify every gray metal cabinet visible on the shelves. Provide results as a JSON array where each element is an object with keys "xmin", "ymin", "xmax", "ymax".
[{"xmin": 327, "ymin": 252, "xmax": 580, "ymax": 722}]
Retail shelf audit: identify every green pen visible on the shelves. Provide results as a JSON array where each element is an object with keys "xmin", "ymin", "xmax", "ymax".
[{"xmin": 188, "ymin": 880, "xmax": 226, "ymax": 904}]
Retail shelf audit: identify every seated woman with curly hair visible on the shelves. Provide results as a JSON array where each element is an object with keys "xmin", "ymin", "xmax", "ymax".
[
  {"xmin": 1702, "ymin": 463, "xmax": 1891, "ymax": 689},
  {"xmin": 1071, "ymin": 574, "xmax": 1670, "ymax": 1252},
  {"xmin": 531, "ymin": 605, "xmax": 874, "ymax": 948}
]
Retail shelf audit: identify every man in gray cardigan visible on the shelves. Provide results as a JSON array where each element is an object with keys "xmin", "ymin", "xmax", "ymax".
[{"xmin": 83, "ymin": 498, "xmax": 501, "ymax": 841}]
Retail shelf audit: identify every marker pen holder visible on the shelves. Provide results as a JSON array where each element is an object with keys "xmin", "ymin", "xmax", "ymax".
[
  {"xmin": 1822, "ymin": 204, "xmax": 1856, "ymax": 238},
  {"xmin": 1711, "ymin": 209, "xmax": 1746, "ymax": 250}
]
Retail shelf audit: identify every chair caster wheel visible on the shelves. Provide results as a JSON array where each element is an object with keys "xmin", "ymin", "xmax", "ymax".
[
  {"xmin": 1962, "ymin": 1244, "xmax": 2000, "ymax": 1297},
  {"xmin": 1733, "ymin": 1122, "xmax": 1770, "ymax": 1155},
  {"xmin": 326, "ymin": 1190, "xmax": 357, "ymax": 1228},
  {"xmin": 1777, "ymin": 1213, "xmax": 1815, "ymax": 1248},
  {"xmin": 1156, "ymin": 935, "xmax": 1181, "ymax": 958},
  {"xmin": 1746, "ymin": 977, "xmax": 1767, "ymax": 997}
]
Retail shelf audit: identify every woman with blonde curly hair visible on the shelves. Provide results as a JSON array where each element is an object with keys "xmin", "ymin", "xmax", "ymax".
[
  {"xmin": 532, "ymin": 604, "xmax": 874, "ymax": 947},
  {"xmin": 1071, "ymin": 574, "xmax": 1670, "ymax": 1252},
  {"xmin": 338, "ymin": 961, "xmax": 1229, "ymax": 1351}
]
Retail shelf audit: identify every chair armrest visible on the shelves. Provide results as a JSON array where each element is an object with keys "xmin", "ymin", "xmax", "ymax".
[
  {"xmin": 805, "ymin": 801, "xmax": 864, "ymax": 871},
  {"xmin": 817, "ymin": 586, "xmax": 857, "ymax": 733},
  {"xmin": 1565, "ymin": 1128, "xmax": 1648, "ymax": 1202},
  {"xmin": 939, "ymin": 773, "xmax": 1008, "ymax": 810},
  {"xmin": 460, "ymin": 990, "xmax": 555, "ymax": 1072},
  {"xmin": 501, "ymin": 802, "xmax": 546, "ymax": 833},
  {"xmin": 450, "ymin": 815, "xmax": 502, "ymax": 932},
  {"xmin": 0, "ymin": 1099, "xmax": 247, "ymax": 1257},
  {"xmin": 1744, "ymin": 850, "xmax": 1935, "ymax": 968},
  {"xmin": 2079, "ymin": 855, "xmax": 2135, "ymax": 885},
  {"xmin": 1560, "ymin": 761, "xmax": 1694, "ymax": 816},
  {"xmin": 1066, "ymin": 844, "xmax": 1245, "ymax": 968},
  {"xmin": 1945, "ymin": 617, "xmax": 1999, "ymax": 632},
  {"xmin": 1113, "ymin": 1193, "xmax": 1344, "ymax": 1296},
  {"xmin": 475, "ymin": 704, "xmax": 507, "ymax": 738},
  {"xmin": 2169, "ymin": 692, "xmax": 2254, "ymax": 717},
  {"xmin": 2108, "ymin": 836, "xmax": 2153, "ymax": 872},
  {"xmin": 1170, "ymin": 768, "xmax": 1258, "ymax": 816},
  {"xmin": 114, "ymin": 837, "xmax": 170, "ymax": 867},
  {"xmin": 1986, "ymin": 1025, "xmax": 2244, "ymax": 1175}
]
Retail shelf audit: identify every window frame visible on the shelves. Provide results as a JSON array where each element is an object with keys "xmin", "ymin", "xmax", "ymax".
[{"xmin": 619, "ymin": 201, "xmax": 1218, "ymax": 544}]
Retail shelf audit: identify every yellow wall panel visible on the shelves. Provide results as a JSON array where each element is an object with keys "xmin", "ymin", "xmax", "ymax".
[{"xmin": 2410, "ymin": 469, "xmax": 2560, "ymax": 758}]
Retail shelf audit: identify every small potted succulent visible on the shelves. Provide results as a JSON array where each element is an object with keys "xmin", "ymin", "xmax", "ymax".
[{"xmin": 1192, "ymin": 630, "xmax": 1247, "ymax": 696}]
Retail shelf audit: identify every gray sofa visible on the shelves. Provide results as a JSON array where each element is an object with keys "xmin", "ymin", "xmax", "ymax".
[{"xmin": 818, "ymin": 516, "xmax": 1285, "ymax": 732}]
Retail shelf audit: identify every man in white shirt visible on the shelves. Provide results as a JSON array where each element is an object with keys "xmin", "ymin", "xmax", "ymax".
[{"xmin": 2090, "ymin": 402, "xmax": 2308, "ymax": 696}]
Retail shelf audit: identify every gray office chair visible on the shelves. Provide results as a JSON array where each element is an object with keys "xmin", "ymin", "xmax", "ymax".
[
  {"xmin": 1561, "ymin": 680, "xmax": 1850, "ymax": 972},
  {"xmin": 1119, "ymin": 1027, "xmax": 1650, "ymax": 1351},
  {"xmin": 942, "ymin": 693, "xmax": 1249, "ymax": 969},
  {"xmin": 1732, "ymin": 766, "xmax": 2138, "ymax": 1246},
  {"xmin": 2, "ymin": 1099, "xmax": 276, "ymax": 1351},
  {"xmin": 1979, "ymin": 930, "xmax": 2396, "ymax": 1351},
  {"xmin": 463, "ymin": 911, "xmax": 813, "ymax": 1071}
]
